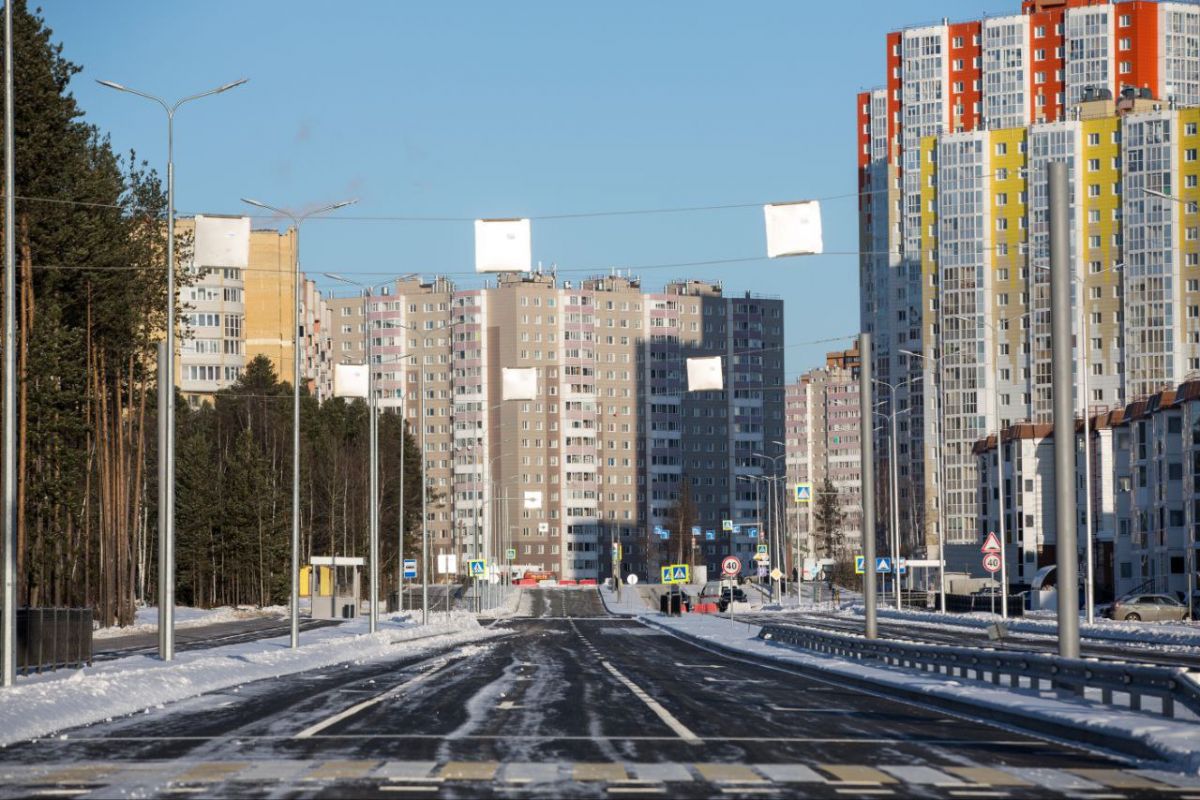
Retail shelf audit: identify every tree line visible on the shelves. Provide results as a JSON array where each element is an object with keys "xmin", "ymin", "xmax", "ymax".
[{"xmin": 2, "ymin": 3, "xmax": 420, "ymax": 625}]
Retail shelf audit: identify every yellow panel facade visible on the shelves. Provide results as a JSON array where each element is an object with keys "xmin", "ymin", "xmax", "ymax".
[
  {"xmin": 1180, "ymin": 108, "xmax": 1200, "ymax": 375},
  {"xmin": 245, "ymin": 227, "xmax": 298, "ymax": 387},
  {"xmin": 988, "ymin": 126, "xmax": 1029, "ymax": 367}
]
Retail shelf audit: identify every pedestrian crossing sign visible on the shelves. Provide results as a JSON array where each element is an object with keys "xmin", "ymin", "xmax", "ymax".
[
  {"xmin": 661, "ymin": 564, "xmax": 690, "ymax": 584},
  {"xmin": 855, "ymin": 555, "xmax": 865, "ymax": 574},
  {"xmin": 756, "ymin": 544, "xmax": 769, "ymax": 554},
  {"xmin": 795, "ymin": 483, "xmax": 812, "ymax": 503},
  {"xmin": 467, "ymin": 559, "xmax": 486, "ymax": 577},
  {"xmin": 505, "ymin": 548, "xmax": 516, "ymax": 560},
  {"xmin": 722, "ymin": 519, "xmax": 733, "ymax": 531}
]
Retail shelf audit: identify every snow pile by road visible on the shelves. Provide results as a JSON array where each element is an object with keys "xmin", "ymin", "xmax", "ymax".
[
  {"xmin": 92, "ymin": 604, "xmax": 288, "ymax": 639},
  {"xmin": 638, "ymin": 609, "xmax": 1200, "ymax": 774},
  {"xmin": 0, "ymin": 610, "xmax": 504, "ymax": 746},
  {"xmin": 848, "ymin": 605, "xmax": 1200, "ymax": 650}
]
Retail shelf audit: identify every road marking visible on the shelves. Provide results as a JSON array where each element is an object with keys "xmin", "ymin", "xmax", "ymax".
[
  {"xmin": 629, "ymin": 763, "xmax": 693, "ymax": 782},
  {"xmin": 879, "ymin": 766, "xmax": 964, "ymax": 786},
  {"xmin": 574, "ymin": 763, "xmax": 629, "ymax": 782},
  {"xmin": 1070, "ymin": 770, "xmax": 1166, "ymax": 789},
  {"xmin": 294, "ymin": 659, "xmax": 453, "ymax": 739},
  {"xmin": 674, "ymin": 662, "xmax": 723, "ymax": 669},
  {"xmin": 694, "ymin": 764, "xmax": 767, "ymax": 784},
  {"xmin": 608, "ymin": 789, "xmax": 664, "ymax": 796},
  {"xmin": 170, "ymin": 762, "xmax": 248, "ymax": 784},
  {"xmin": 947, "ymin": 792, "xmax": 1010, "ymax": 798},
  {"xmin": 438, "ymin": 761, "xmax": 498, "ymax": 781},
  {"xmin": 945, "ymin": 767, "xmax": 1032, "ymax": 787},
  {"xmin": 598, "ymin": 659, "xmax": 702, "ymax": 745},
  {"xmin": 32, "ymin": 792, "xmax": 90, "ymax": 798},
  {"xmin": 768, "ymin": 704, "xmax": 851, "ymax": 713},
  {"xmin": 497, "ymin": 700, "xmax": 523, "ymax": 710},
  {"xmin": 305, "ymin": 760, "xmax": 378, "ymax": 781},
  {"xmin": 755, "ymin": 764, "xmax": 825, "ymax": 783},
  {"xmin": 819, "ymin": 765, "xmax": 897, "ymax": 785}
]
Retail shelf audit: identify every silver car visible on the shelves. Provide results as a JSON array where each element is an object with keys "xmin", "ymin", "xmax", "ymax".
[{"xmin": 1111, "ymin": 594, "xmax": 1188, "ymax": 622}]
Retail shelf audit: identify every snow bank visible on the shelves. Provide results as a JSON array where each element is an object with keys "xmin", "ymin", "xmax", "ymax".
[
  {"xmin": 1, "ymin": 610, "xmax": 505, "ymax": 746},
  {"xmin": 638, "ymin": 610, "xmax": 1200, "ymax": 774},
  {"xmin": 93, "ymin": 605, "xmax": 287, "ymax": 640}
]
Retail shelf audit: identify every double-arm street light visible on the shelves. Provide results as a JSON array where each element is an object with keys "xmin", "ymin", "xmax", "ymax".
[
  {"xmin": 752, "ymin": 451, "xmax": 786, "ymax": 602},
  {"xmin": 235, "ymin": 199, "xmax": 354, "ymax": 648},
  {"xmin": 871, "ymin": 377, "xmax": 920, "ymax": 610},
  {"xmin": 97, "ymin": 75, "xmax": 247, "ymax": 662}
]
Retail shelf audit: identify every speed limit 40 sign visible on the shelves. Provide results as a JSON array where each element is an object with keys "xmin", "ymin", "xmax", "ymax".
[
  {"xmin": 721, "ymin": 556, "xmax": 741, "ymax": 576},
  {"xmin": 982, "ymin": 553, "xmax": 1001, "ymax": 573}
]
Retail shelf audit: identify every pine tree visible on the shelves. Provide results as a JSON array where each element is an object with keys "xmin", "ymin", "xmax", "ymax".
[{"xmin": 813, "ymin": 477, "xmax": 845, "ymax": 561}]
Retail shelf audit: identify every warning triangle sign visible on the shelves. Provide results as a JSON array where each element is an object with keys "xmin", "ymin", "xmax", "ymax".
[{"xmin": 981, "ymin": 532, "xmax": 1002, "ymax": 553}]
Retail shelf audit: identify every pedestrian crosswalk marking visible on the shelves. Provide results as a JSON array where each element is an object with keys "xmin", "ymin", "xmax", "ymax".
[{"xmin": 3, "ymin": 760, "xmax": 1194, "ymax": 795}]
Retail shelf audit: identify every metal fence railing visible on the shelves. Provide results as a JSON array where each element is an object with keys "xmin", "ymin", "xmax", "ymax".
[
  {"xmin": 17, "ymin": 607, "xmax": 93, "ymax": 675},
  {"xmin": 759, "ymin": 623, "xmax": 1200, "ymax": 721}
]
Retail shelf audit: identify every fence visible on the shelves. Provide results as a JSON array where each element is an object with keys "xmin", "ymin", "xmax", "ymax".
[
  {"xmin": 17, "ymin": 607, "xmax": 93, "ymax": 675},
  {"xmin": 759, "ymin": 623, "xmax": 1200, "ymax": 721}
]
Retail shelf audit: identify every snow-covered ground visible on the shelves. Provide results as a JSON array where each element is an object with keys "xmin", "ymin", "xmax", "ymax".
[
  {"xmin": 1, "ymin": 610, "xmax": 506, "ymax": 746},
  {"xmin": 92, "ymin": 604, "xmax": 288, "ymax": 639},
  {"xmin": 624, "ymin": 598, "xmax": 1200, "ymax": 774}
]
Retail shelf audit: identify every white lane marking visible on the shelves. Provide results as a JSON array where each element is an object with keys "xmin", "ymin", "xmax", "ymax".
[
  {"xmin": 598, "ymin": 658, "xmax": 702, "ymax": 745},
  {"xmin": 294, "ymin": 658, "xmax": 455, "ymax": 739}
]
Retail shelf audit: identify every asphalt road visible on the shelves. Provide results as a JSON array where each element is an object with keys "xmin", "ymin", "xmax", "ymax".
[
  {"xmin": 1, "ymin": 588, "xmax": 1195, "ymax": 798},
  {"xmin": 93, "ymin": 616, "xmax": 342, "ymax": 662}
]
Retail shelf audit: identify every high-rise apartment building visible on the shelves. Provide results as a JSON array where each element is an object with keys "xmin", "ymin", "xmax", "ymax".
[
  {"xmin": 337, "ymin": 271, "xmax": 785, "ymax": 583},
  {"xmin": 785, "ymin": 343, "xmax": 864, "ymax": 571},
  {"xmin": 857, "ymin": 0, "xmax": 1200, "ymax": 563},
  {"xmin": 178, "ymin": 216, "xmax": 331, "ymax": 406}
]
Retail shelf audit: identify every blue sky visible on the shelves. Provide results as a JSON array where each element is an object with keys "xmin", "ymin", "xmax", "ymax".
[{"xmin": 47, "ymin": 1, "xmax": 1015, "ymax": 377}]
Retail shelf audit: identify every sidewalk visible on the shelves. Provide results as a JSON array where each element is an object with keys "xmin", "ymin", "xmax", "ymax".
[{"xmin": 0, "ymin": 610, "xmax": 507, "ymax": 747}]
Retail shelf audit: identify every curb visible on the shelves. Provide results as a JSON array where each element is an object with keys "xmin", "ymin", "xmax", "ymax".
[{"xmin": 637, "ymin": 615, "xmax": 1176, "ymax": 767}]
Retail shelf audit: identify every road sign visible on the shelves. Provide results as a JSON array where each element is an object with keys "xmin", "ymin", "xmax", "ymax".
[
  {"xmin": 722, "ymin": 519, "xmax": 733, "ymax": 531},
  {"xmin": 981, "ymin": 531, "xmax": 1002, "ymax": 553},
  {"xmin": 753, "ymin": 552, "xmax": 769, "ymax": 563},
  {"xmin": 983, "ymin": 553, "xmax": 1002, "ymax": 573},
  {"xmin": 626, "ymin": 574, "xmax": 639, "ymax": 585},
  {"xmin": 757, "ymin": 564, "xmax": 768, "ymax": 578},
  {"xmin": 538, "ymin": 522, "xmax": 549, "ymax": 533},
  {"xmin": 876, "ymin": 557, "xmax": 892, "ymax": 574},
  {"xmin": 691, "ymin": 526, "xmax": 701, "ymax": 537},
  {"xmin": 794, "ymin": 483, "xmax": 812, "ymax": 503},
  {"xmin": 403, "ymin": 559, "xmax": 418, "ymax": 579},
  {"xmin": 722, "ymin": 556, "xmax": 741, "ymax": 576},
  {"xmin": 756, "ymin": 544, "xmax": 769, "ymax": 554},
  {"xmin": 505, "ymin": 548, "xmax": 517, "ymax": 561},
  {"xmin": 611, "ymin": 543, "xmax": 621, "ymax": 564},
  {"xmin": 732, "ymin": 525, "xmax": 743, "ymax": 535},
  {"xmin": 855, "ymin": 555, "xmax": 865, "ymax": 574},
  {"xmin": 523, "ymin": 491, "xmax": 543, "ymax": 509},
  {"xmin": 747, "ymin": 526, "xmax": 759, "ymax": 538},
  {"xmin": 661, "ymin": 564, "xmax": 690, "ymax": 584},
  {"xmin": 770, "ymin": 568, "xmax": 783, "ymax": 581},
  {"xmin": 467, "ymin": 559, "xmax": 486, "ymax": 577},
  {"xmin": 705, "ymin": 530, "xmax": 715, "ymax": 540}
]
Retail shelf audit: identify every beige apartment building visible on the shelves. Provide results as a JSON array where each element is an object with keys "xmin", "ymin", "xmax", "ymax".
[
  {"xmin": 177, "ymin": 215, "xmax": 331, "ymax": 406},
  {"xmin": 323, "ymin": 270, "xmax": 785, "ymax": 583}
]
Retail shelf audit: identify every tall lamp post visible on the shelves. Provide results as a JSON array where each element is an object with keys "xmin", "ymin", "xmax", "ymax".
[
  {"xmin": 241, "ymin": 198, "xmax": 355, "ymax": 648},
  {"xmin": 97, "ymin": 76, "xmax": 247, "ymax": 662},
  {"xmin": 753, "ymin": 451, "xmax": 786, "ymax": 602},
  {"xmin": 899, "ymin": 349, "xmax": 948, "ymax": 613},
  {"xmin": 871, "ymin": 377, "xmax": 919, "ymax": 609},
  {"xmin": 950, "ymin": 313, "xmax": 1011, "ymax": 619}
]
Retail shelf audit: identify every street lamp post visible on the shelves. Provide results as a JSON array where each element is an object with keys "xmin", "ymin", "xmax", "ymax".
[
  {"xmin": 871, "ymin": 377, "xmax": 919, "ymax": 610},
  {"xmin": 98, "ymin": 76, "xmax": 247, "ymax": 662},
  {"xmin": 753, "ymin": 452, "xmax": 786, "ymax": 602},
  {"xmin": 900, "ymin": 349, "xmax": 948, "ymax": 614},
  {"xmin": 950, "ymin": 313, "xmax": 1011, "ymax": 619},
  {"xmin": 236, "ymin": 199, "xmax": 353, "ymax": 648}
]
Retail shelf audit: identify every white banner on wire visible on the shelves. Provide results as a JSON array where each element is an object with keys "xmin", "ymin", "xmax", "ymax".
[
  {"xmin": 686, "ymin": 356, "xmax": 724, "ymax": 392},
  {"xmin": 475, "ymin": 218, "xmax": 531, "ymax": 273},
  {"xmin": 501, "ymin": 367, "xmax": 538, "ymax": 401},
  {"xmin": 333, "ymin": 363, "xmax": 368, "ymax": 398},
  {"xmin": 764, "ymin": 201, "xmax": 823, "ymax": 257},
  {"xmin": 194, "ymin": 214, "xmax": 250, "ymax": 268}
]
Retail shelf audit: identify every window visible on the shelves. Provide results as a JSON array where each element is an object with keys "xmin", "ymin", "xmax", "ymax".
[
  {"xmin": 1087, "ymin": 158, "xmax": 1100, "ymax": 172},
  {"xmin": 1188, "ymin": 123, "xmax": 1198, "ymax": 137},
  {"xmin": 1118, "ymin": 37, "xmax": 1131, "ymax": 52},
  {"xmin": 1087, "ymin": 133, "xmax": 1100, "ymax": 146},
  {"xmin": 1189, "ymin": 149, "xmax": 1199, "ymax": 163},
  {"xmin": 995, "ymin": 142, "xmax": 1007, "ymax": 156},
  {"xmin": 1120, "ymin": 61, "xmax": 1132, "ymax": 75}
]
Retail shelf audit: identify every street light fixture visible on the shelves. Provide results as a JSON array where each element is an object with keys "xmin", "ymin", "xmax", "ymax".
[
  {"xmin": 97, "ymin": 75, "xmax": 247, "ymax": 662},
  {"xmin": 240, "ymin": 198, "xmax": 356, "ymax": 648},
  {"xmin": 871, "ymin": 376, "xmax": 920, "ymax": 610}
]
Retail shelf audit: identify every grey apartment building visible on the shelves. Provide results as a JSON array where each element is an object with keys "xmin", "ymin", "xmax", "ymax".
[{"xmin": 324, "ymin": 271, "xmax": 785, "ymax": 583}]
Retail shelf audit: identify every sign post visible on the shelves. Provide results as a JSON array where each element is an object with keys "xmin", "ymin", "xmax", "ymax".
[
  {"xmin": 982, "ymin": 531, "xmax": 1005, "ymax": 618},
  {"xmin": 722, "ymin": 555, "xmax": 741, "ymax": 632}
]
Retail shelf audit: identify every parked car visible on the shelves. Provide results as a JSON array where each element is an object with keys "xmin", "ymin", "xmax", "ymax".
[
  {"xmin": 1111, "ymin": 593, "xmax": 1188, "ymax": 622},
  {"xmin": 699, "ymin": 582, "xmax": 727, "ymax": 611}
]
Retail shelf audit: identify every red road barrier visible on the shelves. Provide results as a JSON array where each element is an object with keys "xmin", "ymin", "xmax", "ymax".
[
  {"xmin": 559, "ymin": 579, "xmax": 577, "ymax": 586},
  {"xmin": 578, "ymin": 579, "xmax": 597, "ymax": 586}
]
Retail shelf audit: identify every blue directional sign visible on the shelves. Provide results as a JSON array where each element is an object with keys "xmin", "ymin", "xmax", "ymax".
[
  {"xmin": 691, "ymin": 526, "xmax": 702, "ymax": 537},
  {"xmin": 467, "ymin": 559, "xmax": 486, "ymax": 577},
  {"xmin": 732, "ymin": 525, "xmax": 742, "ymax": 535},
  {"xmin": 747, "ymin": 526, "xmax": 759, "ymax": 538},
  {"xmin": 705, "ymin": 530, "xmax": 715, "ymax": 541},
  {"xmin": 403, "ymin": 559, "xmax": 418, "ymax": 580},
  {"xmin": 876, "ymin": 557, "xmax": 892, "ymax": 574}
]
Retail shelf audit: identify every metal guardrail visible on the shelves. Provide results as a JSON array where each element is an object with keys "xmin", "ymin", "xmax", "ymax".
[
  {"xmin": 17, "ymin": 607, "xmax": 93, "ymax": 675},
  {"xmin": 759, "ymin": 623, "xmax": 1200, "ymax": 721}
]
